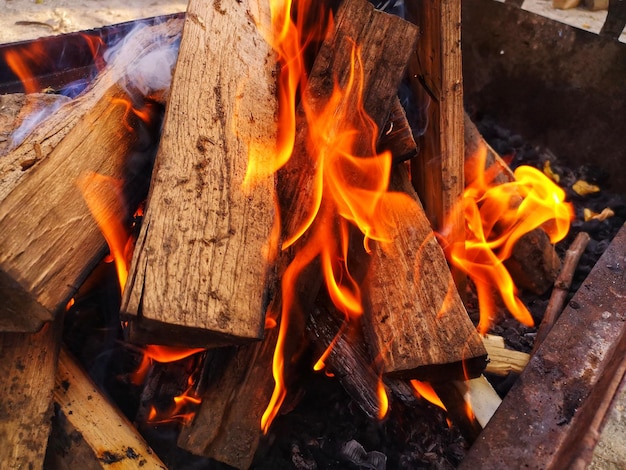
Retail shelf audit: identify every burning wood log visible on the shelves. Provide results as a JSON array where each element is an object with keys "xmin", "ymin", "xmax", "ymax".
[
  {"xmin": 463, "ymin": 112, "xmax": 562, "ymax": 296},
  {"xmin": 307, "ymin": 299, "xmax": 383, "ymax": 419},
  {"xmin": 180, "ymin": 1, "xmax": 420, "ymax": 464},
  {"xmin": 121, "ymin": 0, "xmax": 277, "ymax": 348},
  {"xmin": 277, "ymin": 0, "xmax": 419, "ymax": 244},
  {"xmin": 267, "ymin": 0, "xmax": 420, "ymax": 425},
  {"xmin": 177, "ymin": 327, "xmax": 279, "ymax": 469},
  {"xmin": 0, "ymin": 316, "xmax": 62, "ymax": 469},
  {"xmin": 363, "ymin": 163, "xmax": 487, "ymax": 380},
  {"xmin": 0, "ymin": 19, "xmax": 182, "ymax": 333},
  {"xmin": 51, "ymin": 347, "xmax": 166, "ymax": 469},
  {"xmin": 460, "ymin": 222, "xmax": 626, "ymax": 469}
]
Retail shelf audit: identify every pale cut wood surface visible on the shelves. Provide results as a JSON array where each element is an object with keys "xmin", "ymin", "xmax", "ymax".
[
  {"xmin": 482, "ymin": 334, "xmax": 529, "ymax": 376},
  {"xmin": 363, "ymin": 163, "xmax": 487, "ymax": 380},
  {"xmin": 0, "ymin": 316, "xmax": 62, "ymax": 469},
  {"xmin": 179, "ymin": 3, "xmax": 419, "ymax": 462},
  {"xmin": 53, "ymin": 347, "xmax": 166, "ymax": 469},
  {"xmin": 121, "ymin": 0, "xmax": 277, "ymax": 347},
  {"xmin": 406, "ymin": 0, "xmax": 465, "ymax": 238}
]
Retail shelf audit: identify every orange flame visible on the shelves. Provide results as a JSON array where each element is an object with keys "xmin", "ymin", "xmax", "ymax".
[
  {"xmin": 376, "ymin": 376, "xmax": 389, "ymax": 420},
  {"xmin": 255, "ymin": 0, "xmax": 409, "ymax": 432},
  {"xmin": 445, "ymin": 146, "xmax": 573, "ymax": 333},
  {"xmin": 410, "ymin": 380, "xmax": 447, "ymax": 412},
  {"xmin": 77, "ymin": 172, "xmax": 130, "ymax": 293},
  {"xmin": 146, "ymin": 373, "xmax": 203, "ymax": 426},
  {"xmin": 110, "ymin": 97, "xmax": 155, "ymax": 132},
  {"xmin": 5, "ymin": 35, "xmax": 106, "ymax": 95},
  {"xmin": 131, "ymin": 345, "xmax": 206, "ymax": 386},
  {"xmin": 132, "ymin": 346, "xmax": 204, "ymax": 426},
  {"xmin": 244, "ymin": 0, "xmax": 333, "ymax": 186},
  {"xmin": 4, "ymin": 44, "xmax": 46, "ymax": 93}
]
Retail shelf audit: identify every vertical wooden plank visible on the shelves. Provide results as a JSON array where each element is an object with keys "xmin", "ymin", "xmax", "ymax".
[
  {"xmin": 0, "ymin": 317, "xmax": 63, "ymax": 469},
  {"xmin": 405, "ymin": 0, "xmax": 465, "ymax": 241},
  {"xmin": 121, "ymin": 0, "xmax": 278, "ymax": 348}
]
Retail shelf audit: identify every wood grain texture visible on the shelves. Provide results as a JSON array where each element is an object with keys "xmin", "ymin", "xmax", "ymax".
[
  {"xmin": 0, "ymin": 20, "xmax": 182, "ymax": 333},
  {"xmin": 53, "ymin": 347, "xmax": 166, "ymax": 469},
  {"xmin": 121, "ymin": 0, "xmax": 278, "ymax": 347},
  {"xmin": 0, "ymin": 85, "xmax": 147, "ymax": 333},
  {"xmin": 406, "ymin": 0, "xmax": 465, "ymax": 238},
  {"xmin": 308, "ymin": 300, "xmax": 383, "ymax": 419},
  {"xmin": 0, "ymin": 316, "xmax": 62, "ymax": 469},
  {"xmin": 363, "ymin": 163, "xmax": 486, "ymax": 380},
  {"xmin": 0, "ymin": 20, "xmax": 182, "ymax": 204},
  {"xmin": 177, "ymin": 328, "xmax": 279, "ymax": 469}
]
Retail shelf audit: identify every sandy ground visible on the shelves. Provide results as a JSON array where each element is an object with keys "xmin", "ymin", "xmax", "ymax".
[
  {"xmin": 0, "ymin": 0, "xmax": 624, "ymax": 467},
  {"xmin": 0, "ymin": 0, "xmax": 186, "ymax": 44}
]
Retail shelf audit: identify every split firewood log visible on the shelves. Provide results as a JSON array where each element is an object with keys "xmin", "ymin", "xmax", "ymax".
[
  {"xmin": 121, "ymin": 0, "xmax": 277, "ymax": 348},
  {"xmin": 405, "ymin": 0, "xmax": 465, "ymax": 242},
  {"xmin": 50, "ymin": 347, "xmax": 166, "ymax": 469},
  {"xmin": 362, "ymin": 163, "xmax": 487, "ymax": 381},
  {"xmin": 0, "ymin": 316, "xmax": 63, "ymax": 469},
  {"xmin": 0, "ymin": 19, "xmax": 182, "ymax": 333}
]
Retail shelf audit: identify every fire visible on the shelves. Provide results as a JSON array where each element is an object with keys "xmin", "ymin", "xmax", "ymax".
[
  {"xmin": 4, "ymin": 34, "xmax": 107, "ymax": 95},
  {"xmin": 77, "ymin": 172, "xmax": 131, "ymax": 293},
  {"xmin": 254, "ymin": 0, "xmax": 410, "ymax": 432},
  {"xmin": 146, "ymin": 365, "xmax": 203, "ymax": 426},
  {"xmin": 445, "ymin": 145, "xmax": 573, "ymax": 333},
  {"xmin": 110, "ymin": 97, "xmax": 155, "ymax": 132},
  {"xmin": 78, "ymin": 168, "xmax": 205, "ymax": 425},
  {"xmin": 243, "ymin": 0, "xmax": 333, "ymax": 186},
  {"xmin": 410, "ymin": 380, "xmax": 447, "ymax": 412},
  {"xmin": 376, "ymin": 376, "xmax": 389, "ymax": 420}
]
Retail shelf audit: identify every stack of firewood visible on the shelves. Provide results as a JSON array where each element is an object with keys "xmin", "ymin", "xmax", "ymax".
[{"xmin": 0, "ymin": 0, "xmax": 564, "ymax": 468}]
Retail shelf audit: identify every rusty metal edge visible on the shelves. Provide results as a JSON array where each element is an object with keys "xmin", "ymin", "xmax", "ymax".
[{"xmin": 460, "ymin": 223, "xmax": 626, "ymax": 470}]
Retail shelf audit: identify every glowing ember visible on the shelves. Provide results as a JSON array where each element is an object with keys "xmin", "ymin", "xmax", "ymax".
[{"xmin": 445, "ymin": 145, "xmax": 573, "ymax": 333}]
